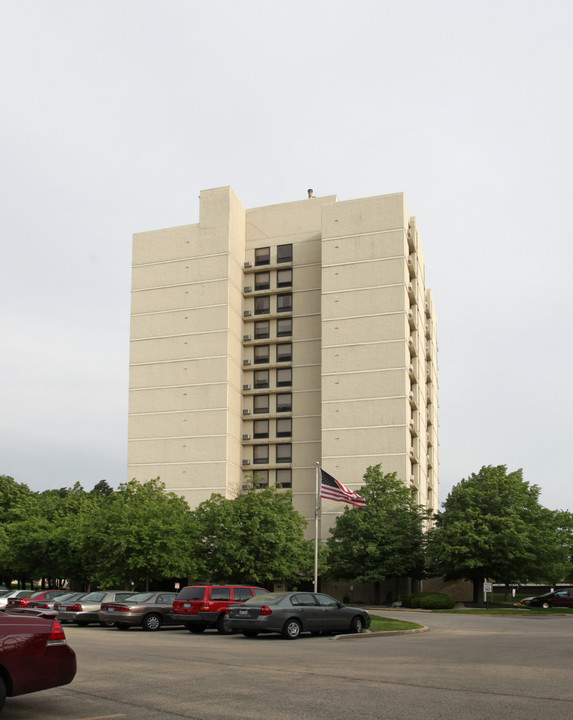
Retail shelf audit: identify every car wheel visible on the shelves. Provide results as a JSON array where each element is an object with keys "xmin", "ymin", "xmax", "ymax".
[
  {"xmin": 143, "ymin": 613, "xmax": 162, "ymax": 631},
  {"xmin": 350, "ymin": 615, "xmax": 364, "ymax": 633},
  {"xmin": 0, "ymin": 676, "xmax": 6, "ymax": 712},
  {"xmin": 242, "ymin": 630, "xmax": 259, "ymax": 638},
  {"xmin": 187, "ymin": 624, "xmax": 207, "ymax": 633},
  {"xmin": 216, "ymin": 614, "xmax": 233, "ymax": 635},
  {"xmin": 542, "ymin": 602, "xmax": 552, "ymax": 609},
  {"xmin": 115, "ymin": 623, "xmax": 130, "ymax": 630},
  {"xmin": 282, "ymin": 618, "xmax": 302, "ymax": 639}
]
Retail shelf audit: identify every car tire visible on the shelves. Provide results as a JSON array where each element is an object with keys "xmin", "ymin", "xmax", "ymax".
[
  {"xmin": 187, "ymin": 624, "xmax": 207, "ymax": 633},
  {"xmin": 0, "ymin": 676, "xmax": 6, "ymax": 712},
  {"xmin": 143, "ymin": 614, "xmax": 162, "ymax": 631},
  {"xmin": 115, "ymin": 623, "xmax": 130, "ymax": 630},
  {"xmin": 542, "ymin": 602, "xmax": 552, "ymax": 609},
  {"xmin": 216, "ymin": 614, "xmax": 233, "ymax": 635},
  {"xmin": 350, "ymin": 615, "xmax": 364, "ymax": 633},
  {"xmin": 76, "ymin": 621, "xmax": 89, "ymax": 627},
  {"xmin": 242, "ymin": 630, "xmax": 259, "ymax": 638},
  {"xmin": 282, "ymin": 618, "xmax": 302, "ymax": 639}
]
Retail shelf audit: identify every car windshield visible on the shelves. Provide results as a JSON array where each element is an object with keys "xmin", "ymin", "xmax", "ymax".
[
  {"xmin": 82, "ymin": 592, "xmax": 106, "ymax": 602},
  {"xmin": 126, "ymin": 592, "xmax": 154, "ymax": 603}
]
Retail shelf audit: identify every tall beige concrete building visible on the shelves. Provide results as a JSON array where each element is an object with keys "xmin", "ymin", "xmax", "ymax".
[{"xmin": 128, "ymin": 187, "xmax": 438, "ymax": 539}]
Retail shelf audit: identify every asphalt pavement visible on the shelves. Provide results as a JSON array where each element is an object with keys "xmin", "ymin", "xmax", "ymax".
[{"xmin": 4, "ymin": 610, "xmax": 573, "ymax": 720}]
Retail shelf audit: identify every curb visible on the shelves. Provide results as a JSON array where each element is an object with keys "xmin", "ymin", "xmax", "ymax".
[{"xmin": 332, "ymin": 626, "xmax": 430, "ymax": 639}]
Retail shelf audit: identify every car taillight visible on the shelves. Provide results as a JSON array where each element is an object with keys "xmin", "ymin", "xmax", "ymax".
[
  {"xmin": 47, "ymin": 620, "xmax": 67, "ymax": 645},
  {"xmin": 200, "ymin": 603, "xmax": 210, "ymax": 611},
  {"xmin": 101, "ymin": 604, "xmax": 109, "ymax": 611},
  {"xmin": 260, "ymin": 605, "xmax": 272, "ymax": 616},
  {"xmin": 67, "ymin": 603, "xmax": 83, "ymax": 611},
  {"xmin": 35, "ymin": 602, "xmax": 50, "ymax": 609}
]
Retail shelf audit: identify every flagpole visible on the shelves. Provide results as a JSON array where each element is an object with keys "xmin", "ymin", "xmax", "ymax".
[{"xmin": 314, "ymin": 461, "xmax": 319, "ymax": 593}]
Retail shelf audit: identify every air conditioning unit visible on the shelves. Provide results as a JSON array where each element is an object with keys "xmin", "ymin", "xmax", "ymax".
[
  {"xmin": 243, "ymin": 359, "xmax": 251, "ymax": 365},
  {"xmin": 241, "ymin": 484, "xmax": 251, "ymax": 491},
  {"xmin": 242, "ymin": 459, "xmax": 251, "ymax": 465},
  {"xmin": 242, "ymin": 434, "xmax": 250, "ymax": 440},
  {"xmin": 244, "ymin": 262, "xmax": 252, "ymax": 268},
  {"xmin": 242, "ymin": 409, "xmax": 251, "ymax": 415},
  {"xmin": 243, "ymin": 310, "xmax": 252, "ymax": 317},
  {"xmin": 243, "ymin": 334, "xmax": 252, "ymax": 341},
  {"xmin": 242, "ymin": 384, "xmax": 251, "ymax": 391},
  {"xmin": 244, "ymin": 286, "xmax": 252, "ymax": 293}
]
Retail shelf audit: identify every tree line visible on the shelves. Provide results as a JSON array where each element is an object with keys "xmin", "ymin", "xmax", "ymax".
[{"xmin": 1, "ymin": 465, "xmax": 571, "ymax": 600}]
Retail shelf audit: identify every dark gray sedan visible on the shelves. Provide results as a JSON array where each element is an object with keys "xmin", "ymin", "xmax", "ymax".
[{"xmin": 227, "ymin": 591, "xmax": 371, "ymax": 639}]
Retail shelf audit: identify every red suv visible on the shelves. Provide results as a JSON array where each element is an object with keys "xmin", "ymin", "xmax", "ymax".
[{"xmin": 172, "ymin": 585, "xmax": 268, "ymax": 634}]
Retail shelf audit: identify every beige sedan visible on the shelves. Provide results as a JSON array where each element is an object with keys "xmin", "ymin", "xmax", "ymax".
[{"xmin": 98, "ymin": 591, "xmax": 181, "ymax": 631}]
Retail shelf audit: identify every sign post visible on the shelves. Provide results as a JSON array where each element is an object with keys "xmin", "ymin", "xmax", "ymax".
[{"xmin": 483, "ymin": 581, "xmax": 493, "ymax": 609}]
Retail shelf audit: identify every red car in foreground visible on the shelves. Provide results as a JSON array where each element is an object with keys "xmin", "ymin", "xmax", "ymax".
[{"xmin": 0, "ymin": 611, "xmax": 77, "ymax": 713}]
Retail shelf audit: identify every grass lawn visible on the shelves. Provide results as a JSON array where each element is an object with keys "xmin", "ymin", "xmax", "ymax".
[{"xmin": 368, "ymin": 615, "xmax": 425, "ymax": 632}]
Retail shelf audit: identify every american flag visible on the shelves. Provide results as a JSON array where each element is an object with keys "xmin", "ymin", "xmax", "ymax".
[{"xmin": 320, "ymin": 469, "xmax": 366, "ymax": 508}]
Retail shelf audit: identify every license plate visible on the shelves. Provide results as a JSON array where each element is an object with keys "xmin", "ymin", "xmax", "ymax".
[
  {"xmin": 184, "ymin": 603, "xmax": 190, "ymax": 609},
  {"xmin": 239, "ymin": 609, "xmax": 249, "ymax": 616}
]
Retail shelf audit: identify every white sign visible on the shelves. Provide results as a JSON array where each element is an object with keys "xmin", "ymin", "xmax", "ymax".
[{"xmin": 483, "ymin": 582, "xmax": 493, "ymax": 593}]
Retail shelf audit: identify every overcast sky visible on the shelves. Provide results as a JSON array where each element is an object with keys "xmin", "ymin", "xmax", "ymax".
[{"xmin": 2, "ymin": 0, "xmax": 572, "ymax": 511}]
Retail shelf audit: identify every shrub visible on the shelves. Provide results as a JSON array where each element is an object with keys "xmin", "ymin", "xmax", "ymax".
[{"xmin": 400, "ymin": 592, "xmax": 454, "ymax": 610}]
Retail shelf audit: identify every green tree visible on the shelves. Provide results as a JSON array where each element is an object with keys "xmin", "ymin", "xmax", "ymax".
[
  {"xmin": 326, "ymin": 465, "xmax": 430, "ymax": 603},
  {"xmin": 426, "ymin": 465, "xmax": 569, "ymax": 603},
  {"xmin": 74, "ymin": 478, "xmax": 196, "ymax": 589},
  {"xmin": 191, "ymin": 487, "xmax": 313, "ymax": 587}
]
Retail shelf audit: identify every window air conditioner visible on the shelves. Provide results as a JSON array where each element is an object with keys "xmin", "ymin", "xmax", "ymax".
[
  {"xmin": 244, "ymin": 262, "xmax": 252, "ymax": 268},
  {"xmin": 243, "ymin": 384, "xmax": 251, "ymax": 391},
  {"xmin": 243, "ymin": 335, "xmax": 252, "ymax": 341},
  {"xmin": 242, "ymin": 459, "xmax": 251, "ymax": 465},
  {"xmin": 242, "ymin": 409, "xmax": 251, "ymax": 415},
  {"xmin": 243, "ymin": 359, "xmax": 251, "ymax": 365},
  {"xmin": 244, "ymin": 286, "xmax": 252, "ymax": 293},
  {"xmin": 242, "ymin": 434, "xmax": 250, "ymax": 440},
  {"xmin": 244, "ymin": 310, "xmax": 251, "ymax": 316}
]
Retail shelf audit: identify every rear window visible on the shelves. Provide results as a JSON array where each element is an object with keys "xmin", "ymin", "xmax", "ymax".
[
  {"xmin": 177, "ymin": 587, "xmax": 206, "ymax": 601},
  {"xmin": 82, "ymin": 592, "xmax": 106, "ymax": 602},
  {"xmin": 127, "ymin": 592, "xmax": 154, "ymax": 602}
]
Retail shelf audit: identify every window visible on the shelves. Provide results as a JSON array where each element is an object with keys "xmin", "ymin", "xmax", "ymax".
[
  {"xmin": 234, "ymin": 587, "xmax": 256, "ymax": 601},
  {"xmin": 254, "ymin": 369, "xmax": 269, "ymax": 388},
  {"xmin": 276, "ymin": 418, "xmax": 292, "ymax": 437},
  {"xmin": 254, "ymin": 419, "xmax": 269, "ymax": 438},
  {"xmin": 252, "ymin": 470, "xmax": 269, "ymax": 488},
  {"xmin": 277, "ymin": 268, "xmax": 292, "ymax": 287},
  {"xmin": 277, "ymin": 293, "xmax": 292, "ymax": 313},
  {"xmin": 290, "ymin": 593, "xmax": 316, "ymax": 606},
  {"xmin": 316, "ymin": 593, "xmax": 339, "ymax": 607},
  {"xmin": 276, "ymin": 343, "xmax": 292, "ymax": 362},
  {"xmin": 276, "ymin": 393, "xmax": 292, "ymax": 412},
  {"xmin": 276, "ymin": 367, "xmax": 292, "ymax": 387},
  {"xmin": 211, "ymin": 588, "xmax": 231, "ymax": 601},
  {"xmin": 276, "ymin": 444, "xmax": 292, "ymax": 463},
  {"xmin": 255, "ymin": 247, "xmax": 270, "ymax": 266},
  {"xmin": 253, "ymin": 395, "xmax": 269, "ymax": 414},
  {"xmin": 254, "ymin": 345, "xmax": 270, "ymax": 364},
  {"xmin": 276, "ymin": 317, "xmax": 292, "ymax": 337},
  {"xmin": 254, "ymin": 320, "xmax": 270, "ymax": 339},
  {"xmin": 276, "ymin": 468, "xmax": 292, "ymax": 488},
  {"xmin": 255, "ymin": 271, "xmax": 270, "ymax": 290},
  {"xmin": 255, "ymin": 295, "xmax": 270, "ymax": 315},
  {"xmin": 277, "ymin": 243, "xmax": 293, "ymax": 263},
  {"xmin": 253, "ymin": 445, "xmax": 269, "ymax": 464}
]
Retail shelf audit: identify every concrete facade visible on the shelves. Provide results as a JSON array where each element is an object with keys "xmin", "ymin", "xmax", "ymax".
[{"xmin": 128, "ymin": 187, "xmax": 438, "ymax": 539}]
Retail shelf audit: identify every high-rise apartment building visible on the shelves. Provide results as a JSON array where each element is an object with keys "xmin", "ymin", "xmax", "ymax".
[{"xmin": 128, "ymin": 187, "xmax": 438, "ymax": 539}]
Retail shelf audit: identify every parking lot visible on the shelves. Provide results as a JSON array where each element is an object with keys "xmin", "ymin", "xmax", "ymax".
[{"xmin": 3, "ymin": 610, "xmax": 573, "ymax": 720}]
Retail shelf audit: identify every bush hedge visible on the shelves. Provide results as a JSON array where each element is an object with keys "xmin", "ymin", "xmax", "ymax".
[{"xmin": 400, "ymin": 592, "xmax": 455, "ymax": 609}]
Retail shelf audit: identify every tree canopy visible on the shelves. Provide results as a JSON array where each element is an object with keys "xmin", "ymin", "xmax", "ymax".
[
  {"xmin": 326, "ymin": 465, "xmax": 430, "ymax": 601},
  {"xmin": 426, "ymin": 465, "xmax": 570, "ymax": 602}
]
